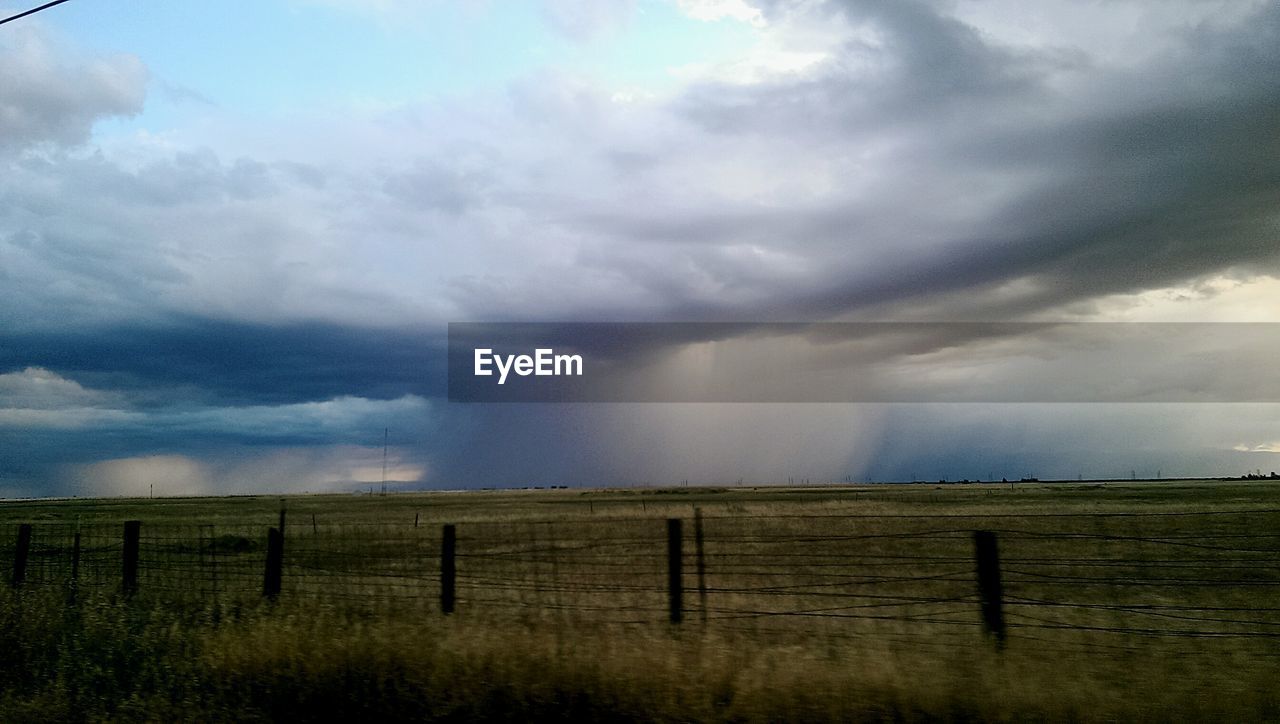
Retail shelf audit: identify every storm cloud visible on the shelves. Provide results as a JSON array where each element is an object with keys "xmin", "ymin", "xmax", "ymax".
[{"xmin": 0, "ymin": 0, "xmax": 1277, "ymax": 495}]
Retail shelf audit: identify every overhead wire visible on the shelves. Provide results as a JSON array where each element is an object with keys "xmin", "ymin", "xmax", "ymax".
[{"xmin": 0, "ymin": 0, "xmax": 74, "ymax": 28}]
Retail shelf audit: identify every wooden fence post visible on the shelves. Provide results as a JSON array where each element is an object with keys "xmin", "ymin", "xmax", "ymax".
[
  {"xmin": 441, "ymin": 524, "xmax": 456, "ymax": 614},
  {"xmin": 974, "ymin": 530, "xmax": 1005, "ymax": 647},
  {"xmin": 668, "ymin": 518, "xmax": 683, "ymax": 624},
  {"xmin": 694, "ymin": 508, "xmax": 707, "ymax": 623},
  {"xmin": 209, "ymin": 524, "xmax": 220, "ymax": 602},
  {"xmin": 71, "ymin": 531, "xmax": 81, "ymax": 585},
  {"xmin": 12, "ymin": 524, "xmax": 31, "ymax": 588},
  {"xmin": 122, "ymin": 520, "xmax": 140, "ymax": 595},
  {"xmin": 263, "ymin": 527, "xmax": 283, "ymax": 599}
]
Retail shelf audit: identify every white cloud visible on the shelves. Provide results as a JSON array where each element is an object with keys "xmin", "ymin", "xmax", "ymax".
[
  {"xmin": 677, "ymin": 0, "xmax": 766, "ymax": 27},
  {"xmin": 0, "ymin": 407, "xmax": 142, "ymax": 430},
  {"xmin": 0, "ymin": 366, "xmax": 430, "ymax": 445},
  {"xmin": 0, "ymin": 367, "xmax": 141, "ymax": 429},
  {"xmin": 1233, "ymin": 443, "xmax": 1280, "ymax": 453},
  {"xmin": 668, "ymin": 0, "xmax": 843, "ymax": 84},
  {"xmin": 0, "ymin": 367, "xmax": 110, "ymax": 409},
  {"xmin": 64, "ymin": 446, "xmax": 424, "ymax": 497},
  {"xmin": 1077, "ymin": 275, "xmax": 1280, "ymax": 323},
  {"xmin": 0, "ymin": 27, "xmax": 146, "ymax": 153},
  {"xmin": 152, "ymin": 395, "xmax": 431, "ymax": 439}
]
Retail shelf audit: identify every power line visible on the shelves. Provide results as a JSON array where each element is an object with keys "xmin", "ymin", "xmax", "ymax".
[{"xmin": 0, "ymin": 0, "xmax": 74, "ymax": 27}]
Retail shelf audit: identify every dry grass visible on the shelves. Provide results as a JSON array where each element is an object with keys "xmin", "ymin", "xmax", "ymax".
[{"xmin": 1, "ymin": 480, "xmax": 1279, "ymax": 721}]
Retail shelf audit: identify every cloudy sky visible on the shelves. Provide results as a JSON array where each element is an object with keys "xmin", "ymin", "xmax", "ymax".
[{"xmin": 1, "ymin": 0, "xmax": 1277, "ymax": 497}]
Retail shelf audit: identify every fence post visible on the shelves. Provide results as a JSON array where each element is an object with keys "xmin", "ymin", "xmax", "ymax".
[
  {"xmin": 668, "ymin": 518, "xmax": 683, "ymax": 624},
  {"xmin": 71, "ymin": 531, "xmax": 81, "ymax": 585},
  {"xmin": 263, "ymin": 527, "xmax": 283, "ymax": 599},
  {"xmin": 973, "ymin": 530, "xmax": 1005, "ymax": 647},
  {"xmin": 441, "ymin": 524, "xmax": 456, "ymax": 614},
  {"xmin": 12, "ymin": 524, "xmax": 31, "ymax": 588},
  {"xmin": 694, "ymin": 508, "xmax": 707, "ymax": 623},
  {"xmin": 209, "ymin": 524, "xmax": 219, "ymax": 602},
  {"xmin": 278, "ymin": 504, "xmax": 287, "ymax": 539},
  {"xmin": 122, "ymin": 520, "xmax": 140, "ymax": 595}
]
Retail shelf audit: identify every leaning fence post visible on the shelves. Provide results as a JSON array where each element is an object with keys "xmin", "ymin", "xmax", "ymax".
[
  {"xmin": 974, "ymin": 530, "xmax": 1006, "ymax": 647},
  {"xmin": 122, "ymin": 520, "xmax": 140, "ymax": 595},
  {"xmin": 694, "ymin": 508, "xmax": 707, "ymax": 623},
  {"xmin": 441, "ymin": 524, "xmax": 456, "ymax": 614},
  {"xmin": 263, "ymin": 527, "xmax": 283, "ymax": 599},
  {"xmin": 12, "ymin": 524, "xmax": 31, "ymax": 588},
  {"xmin": 668, "ymin": 518, "xmax": 683, "ymax": 624}
]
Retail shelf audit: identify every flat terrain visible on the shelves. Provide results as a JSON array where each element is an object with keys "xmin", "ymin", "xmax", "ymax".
[{"xmin": 2, "ymin": 479, "xmax": 1279, "ymax": 721}]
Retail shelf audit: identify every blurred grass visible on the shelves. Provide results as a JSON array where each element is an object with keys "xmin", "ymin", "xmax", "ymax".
[{"xmin": 1, "ymin": 590, "xmax": 1277, "ymax": 722}]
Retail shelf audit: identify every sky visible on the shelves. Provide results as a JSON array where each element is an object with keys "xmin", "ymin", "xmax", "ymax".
[{"xmin": 0, "ymin": 0, "xmax": 1278, "ymax": 497}]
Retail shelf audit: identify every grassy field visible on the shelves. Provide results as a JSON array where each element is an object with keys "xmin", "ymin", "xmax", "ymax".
[{"xmin": 2, "ymin": 479, "xmax": 1279, "ymax": 722}]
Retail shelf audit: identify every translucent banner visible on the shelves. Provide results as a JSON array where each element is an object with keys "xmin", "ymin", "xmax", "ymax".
[{"xmin": 447, "ymin": 322, "xmax": 1280, "ymax": 402}]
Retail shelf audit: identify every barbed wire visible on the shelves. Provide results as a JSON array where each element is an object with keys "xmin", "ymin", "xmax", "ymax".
[{"xmin": 1, "ymin": 511, "xmax": 1279, "ymax": 647}]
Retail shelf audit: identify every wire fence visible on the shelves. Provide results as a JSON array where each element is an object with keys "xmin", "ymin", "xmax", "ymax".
[{"xmin": 3, "ymin": 509, "xmax": 1280, "ymax": 652}]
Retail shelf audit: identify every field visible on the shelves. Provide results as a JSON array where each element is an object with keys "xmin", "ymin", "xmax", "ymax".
[{"xmin": 2, "ymin": 480, "xmax": 1280, "ymax": 722}]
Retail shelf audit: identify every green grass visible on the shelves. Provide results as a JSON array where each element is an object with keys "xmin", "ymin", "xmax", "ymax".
[{"xmin": 2, "ymin": 480, "xmax": 1279, "ymax": 721}]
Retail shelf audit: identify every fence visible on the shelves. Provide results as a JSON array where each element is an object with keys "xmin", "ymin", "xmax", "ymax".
[{"xmin": 4, "ymin": 509, "xmax": 1280, "ymax": 653}]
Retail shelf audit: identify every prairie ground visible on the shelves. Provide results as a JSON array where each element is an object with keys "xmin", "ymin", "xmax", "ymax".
[{"xmin": 1, "ymin": 479, "xmax": 1278, "ymax": 722}]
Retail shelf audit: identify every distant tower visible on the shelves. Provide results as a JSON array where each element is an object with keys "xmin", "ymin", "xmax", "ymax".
[{"xmin": 381, "ymin": 428, "xmax": 388, "ymax": 496}]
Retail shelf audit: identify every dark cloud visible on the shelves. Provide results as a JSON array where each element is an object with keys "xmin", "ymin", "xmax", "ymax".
[
  {"xmin": 0, "ymin": 317, "xmax": 445, "ymax": 407},
  {"xmin": 0, "ymin": 320, "xmax": 439, "ymax": 495},
  {"xmin": 593, "ymin": 0, "xmax": 1280, "ymax": 323},
  {"xmin": 2, "ymin": 0, "xmax": 1279, "ymax": 494}
]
